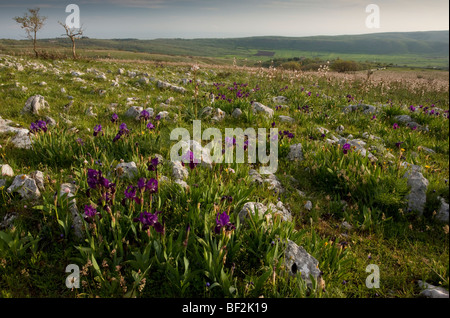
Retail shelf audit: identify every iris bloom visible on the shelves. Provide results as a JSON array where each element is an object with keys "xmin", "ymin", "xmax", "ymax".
[
  {"xmin": 134, "ymin": 211, "xmax": 164, "ymax": 233},
  {"xmin": 343, "ymin": 143, "xmax": 351, "ymax": 154},
  {"xmin": 146, "ymin": 178, "xmax": 158, "ymax": 194},
  {"xmin": 393, "ymin": 123, "xmax": 399, "ymax": 130},
  {"xmin": 147, "ymin": 157, "xmax": 160, "ymax": 172},
  {"xmin": 111, "ymin": 113, "xmax": 119, "ymax": 123},
  {"xmin": 140, "ymin": 109, "xmax": 151, "ymax": 121},
  {"xmin": 84, "ymin": 205, "xmax": 101, "ymax": 223},
  {"xmin": 214, "ymin": 211, "xmax": 235, "ymax": 234},
  {"xmin": 93, "ymin": 124, "xmax": 102, "ymax": 137}
]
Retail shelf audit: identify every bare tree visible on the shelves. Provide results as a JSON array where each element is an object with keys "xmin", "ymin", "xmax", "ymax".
[
  {"xmin": 59, "ymin": 21, "xmax": 84, "ymax": 59},
  {"xmin": 13, "ymin": 8, "xmax": 47, "ymax": 57}
]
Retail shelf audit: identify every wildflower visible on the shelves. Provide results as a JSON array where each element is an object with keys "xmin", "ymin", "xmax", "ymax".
[
  {"xmin": 87, "ymin": 169, "xmax": 100, "ymax": 189},
  {"xmin": 124, "ymin": 185, "xmax": 137, "ymax": 200},
  {"xmin": 147, "ymin": 157, "xmax": 160, "ymax": 172},
  {"xmin": 137, "ymin": 178, "xmax": 146, "ymax": 191},
  {"xmin": 287, "ymin": 132, "xmax": 294, "ymax": 139},
  {"xmin": 133, "ymin": 211, "xmax": 164, "ymax": 233},
  {"xmin": 371, "ymin": 115, "xmax": 376, "ymax": 120},
  {"xmin": 154, "ymin": 114, "xmax": 161, "ymax": 121},
  {"xmin": 146, "ymin": 178, "xmax": 158, "ymax": 194},
  {"xmin": 395, "ymin": 141, "xmax": 404, "ymax": 148},
  {"xmin": 111, "ymin": 113, "xmax": 119, "ymax": 124},
  {"xmin": 342, "ymin": 143, "xmax": 351, "ymax": 154},
  {"xmin": 37, "ymin": 120, "xmax": 48, "ymax": 132},
  {"xmin": 147, "ymin": 121, "xmax": 155, "ymax": 130},
  {"xmin": 181, "ymin": 151, "xmax": 198, "ymax": 170},
  {"xmin": 214, "ymin": 211, "xmax": 235, "ymax": 234},
  {"xmin": 84, "ymin": 205, "xmax": 101, "ymax": 223},
  {"xmin": 140, "ymin": 109, "xmax": 150, "ymax": 121},
  {"xmin": 393, "ymin": 123, "xmax": 399, "ymax": 130},
  {"xmin": 409, "ymin": 105, "xmax": 416, "ymax": 112},
  {"xmin": 271, "ymin": 122, "xmax": 276, "ymax": 128},
  {"xmin": 93, "ymin": 124, "xmax": 102, "ymax": 137}
]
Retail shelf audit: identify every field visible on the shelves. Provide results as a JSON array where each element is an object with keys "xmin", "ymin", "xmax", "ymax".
[{"xmin": 0, "ymin": 51, "xmax": 448, "ymax": 299}]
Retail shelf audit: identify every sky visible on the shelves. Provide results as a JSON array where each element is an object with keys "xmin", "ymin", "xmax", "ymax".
[{"xmin": 0, "ymin": 0, "xmax": 448, "ymax": 39}]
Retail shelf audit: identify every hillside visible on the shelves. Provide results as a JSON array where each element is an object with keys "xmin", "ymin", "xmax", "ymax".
[{"xmin": 0, "ymin": 30, "xmax": 448, "ymax": 68}]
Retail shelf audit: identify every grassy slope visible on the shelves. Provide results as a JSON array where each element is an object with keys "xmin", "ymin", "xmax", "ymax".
[{"xmin": 0, "ymin": 53, "xmax": 448, "ymax": 298}]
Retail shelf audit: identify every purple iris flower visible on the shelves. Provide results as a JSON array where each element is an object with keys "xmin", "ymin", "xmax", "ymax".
[
  {"xmin": 29, "ymin": 122, "xmax": 40, "ymax": 133},
  {"xmin": 148, "ymin": 157, "xmax": 160, "ymax": 172},
  {"xmin": 393, "ymin": 123, "xmax": 399, "ymax": 130},
  {"xmin": 93, "ymin": 124, "xmax": 102, "ymax": 137},
  {"xmin": 147, "ymin": 121, "xmax": 155, "ymax": 130},
  {"xmin": 133, "ymin": 211, "xmax": 164, "ymax": 233},
  {"xmin": 214, "ymin": 211, "xmax": 235, "ymax": 234},
  {"xmin": 124, "ymin": 185, "xmax": 137, "ymax": 200},
  {"xmin": 146, "ymin": 178, "xmax": 158, "ymax": 194},
  {"xmin": 140, "ymin": 109, "xmax": 150, "ymax": 120},
  {"xmin": 137, "ymin": 178, "xmax": 146, "ymax": 191},
  {"xmin": 343, "ymin": 143, "xmax": 351, "ymax": 154},
  {"xmin": 84, "ymin": 205, "xmax": 101, "ymax": 223},
  {"xmin": 111, "ymin": 113, "xmax": 119, "ymax": 123},
  {"xmin": 37, "ymin": 120, "xmax": 47, "ymax": 132},
  {"xmin": 87, "ymin": 169, "xmax": 100, "ymax": 189}
]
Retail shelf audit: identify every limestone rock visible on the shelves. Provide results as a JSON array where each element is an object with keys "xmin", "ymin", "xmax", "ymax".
[
  {"xmin": 252, "ymin": 102, "xmax": 274, "ymax": 117},
  {"xmin": 22, "ymin": 95, "xmax": 49, "ymax": 115},
  {"xmin": 284, "ymin": 240, "xmax": 323, "ymax": 287},
  {"xmin": 287, "ymin": 143, "xmax": 303, "ymax": 161},
  {"xmin": 436, "ymin": 197, "xmax": 449, "ymax": 224},
  {"xmin": 171, "ymin": 161, "xmax": 189, "ymax": 180},
  {"xmin": 403, "ymin": 165, "xmax": 429, "ymax": 216},
  {"xmin": 232, "ymin": 108, "xmax": 243, "ymax": 118},
  {"xmin": 116, "ymin": 162, "xmax": 138, "ymax": 179},
  {"xmin": 418, "ymin": 281, "xmax": 449, "ymax": 298},
  {"xmin": 0, "ymin": 164, "xmax": 14, "ymax": 177}
]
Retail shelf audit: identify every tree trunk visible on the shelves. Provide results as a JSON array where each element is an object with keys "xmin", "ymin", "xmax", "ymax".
[
  {"xmin": 33, "ymin": 30, "xmax": 38, "ymax": 57},
  {"xmin": 71, "ymin": 36, "xmax": 76, "ymax": 59}
]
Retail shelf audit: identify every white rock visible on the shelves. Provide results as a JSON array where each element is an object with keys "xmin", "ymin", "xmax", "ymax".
[
  {"xmin": 171, "ymin": 161, "xmax": 189, "ymax": 180},
  {"xmin": 0, "ymin": 164, "xmax": 14, "ymax": 177},
  {"xmin": 252, "ymin": 102, "xmax": 274, "ymax": 117},
  {"xmin": 287, "ymin": 143, "xmax": 303, "ymax": 161},
  {"xmin": 22, "ymin": 95, "xmax": 49, "ymax": 114},
  {"xmin": 304, "ymin": 201, "xmax": 313, "ymax": 211},
  {"xmin": 116, "ymin": 162, "xmax": 138, "ymax": 179},
  {"xmin": 418, "ymin": 281, "xmax": 449, "ymax": 298},
  {"xmin": 232, "ymin": 108, "xmax": 243, "ymax": 118},
  {"xmin": 284, "ymin": 240, "xmax": 323, "ymax": 287}
]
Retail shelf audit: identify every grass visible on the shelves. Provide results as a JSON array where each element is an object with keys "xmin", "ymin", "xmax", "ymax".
[{"xmin": 0, "ymin": 51, "xmax": 448, "ymax": 298}]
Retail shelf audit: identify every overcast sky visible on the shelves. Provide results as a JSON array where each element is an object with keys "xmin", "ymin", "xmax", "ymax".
[{"xmin": 0, "ymin": 0, "xmax": 448, "ymax": 39}]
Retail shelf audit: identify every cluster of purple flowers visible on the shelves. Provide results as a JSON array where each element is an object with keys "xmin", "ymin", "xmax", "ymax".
[
  {"xmin": 279, "ymin": 85, "xmax": 289, "ymax": 92},
  {"xmin": 133, "ymin": 211, "xmax": 164, "ymax": 233},
  {"xmin": 210, "ymin": 82, "xmax": 255, "ymax": 103},
  {"xmin": 113, "ymin": 123, "xmax": 130, "ymax": 142},
  {"xmin": 346, "ymin": 94, "xmax": 354, "ymax": 103},
  {"xmin": 298, "ymin": 105, "xmax": 310, "ymax": 113},
  {"xmin": 122, "ymin": 177, "xmax": 158, "ymax": 205},
  {"xmin": 86, "ymin": 168, "xmax": 117, "ymax": 215},
  {"xmin": 279, "ymin": 130, "xmax": 295, "ymax": 140},
  {"xmin": 29, "ymin": 120, "xmax": 48, "ymax": 133}
]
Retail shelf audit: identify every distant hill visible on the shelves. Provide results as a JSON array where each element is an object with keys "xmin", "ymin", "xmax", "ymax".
[{"xmin": 1, "ymin": 30, "xmax": 448, "ymax": 68}]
